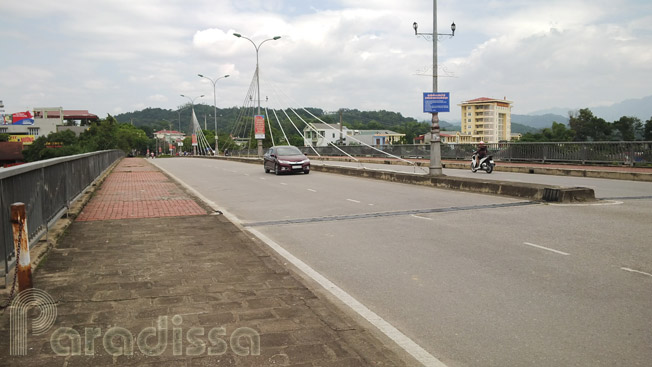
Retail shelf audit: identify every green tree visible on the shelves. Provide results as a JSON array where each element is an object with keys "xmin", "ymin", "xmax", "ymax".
[
  {"xmin": 0, "ymin": 133, "xmax": 9, "ymax": 142},
  {"xmin": 116, "ymin": 123, "xmax": 151, "ymax": 154},
  {"xmin": 22, "ymin": 130, "xmax": 82, "ymax": 162},
  {"xmin": 569, "ymin": 108, "xmax": 611, "ymax": 141},
  {"xmin": 79, "ymin": 115, "xmax": 119, "ymax": 151},
  {"xmin": 644, "ymin": 117, "xmax": 652, "ymax": 140},
  {"xmin": 612, "ymin": 116, "xmax": 641, "ymax": 141}
]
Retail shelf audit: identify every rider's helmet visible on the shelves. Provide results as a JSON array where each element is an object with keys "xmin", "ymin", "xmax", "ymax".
[{"xmin": 479, "ymin": 141, "xmax": 485, "ymax": 146}]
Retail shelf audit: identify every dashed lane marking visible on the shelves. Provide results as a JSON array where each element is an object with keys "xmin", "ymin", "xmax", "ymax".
[
  {"xmin": 621, "ymin": 267, "xmax": 652, "ymax": 277},
  {"xmin": 522, "ymin": 242, "xmax": 570, "ymax": 256}
]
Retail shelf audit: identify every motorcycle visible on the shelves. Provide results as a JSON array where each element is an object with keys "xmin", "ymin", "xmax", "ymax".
[{"xmin": 471, "ymin": 153, "xmax": 495, "ymax": 173}]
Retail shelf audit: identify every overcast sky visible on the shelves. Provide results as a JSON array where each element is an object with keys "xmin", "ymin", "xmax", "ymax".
[{"xmin": 2, "ymin": 0, "xmax": 651, "ymax": 122}]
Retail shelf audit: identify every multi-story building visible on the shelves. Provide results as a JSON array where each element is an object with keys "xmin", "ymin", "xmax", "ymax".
[{"xmin": 459, "ymin": 97, "xmax": 513, "ymax": 143}]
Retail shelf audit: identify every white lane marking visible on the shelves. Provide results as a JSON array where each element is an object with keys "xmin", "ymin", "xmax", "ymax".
[
  {"xmin": 411, "ymin": 214, "xmax": 432, "ymax": 220},
  {"xmin": 522, "ymin": 242, "xmax": 570, "ymax": 256},
  {"xmin": 368, "ymin": 203, "xmax": 374, "ymax": 206},
  {"xmin": 621, "ymin": 267, "xmax": 652, "ymax": 277},
  {"xmin": 244, "ymin": 173, "xmax": 250, "ymax": 176},
  {"xmin": 280, "ymin": 182, "xmax": 288, "ymax": 185},
  {"xmin": 150, "ymin": 162, "xmax": 449, "ymax": 367},
  {"xmin": 307, "ymin": 189, "xmax": 317, "ymax": 192},
  {"xmin": 347, "ymin": 199, "xmax": 361, "ymax": 203},
  {"xmin": 260, "ymin": 177, "xmax": 266, "ymax": 180},
  {"xmin": 247, "ymin": 228, "xmax": 448, "ymax": 367}
]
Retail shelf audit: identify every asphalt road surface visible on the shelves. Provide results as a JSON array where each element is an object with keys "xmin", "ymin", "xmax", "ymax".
[{"xmin": 153, "ymin": 157, "xmax": 652, "ymax": 367}]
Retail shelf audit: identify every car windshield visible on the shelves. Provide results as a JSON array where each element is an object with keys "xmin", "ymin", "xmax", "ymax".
[{"xmin": 276, "ymin": 146, "xmax": 302, "ymax": 156}]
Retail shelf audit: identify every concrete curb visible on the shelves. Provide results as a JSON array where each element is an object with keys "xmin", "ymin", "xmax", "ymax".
[{"xmin": 199, "ymin": 156, "xmax": 596, "ymax": 203}]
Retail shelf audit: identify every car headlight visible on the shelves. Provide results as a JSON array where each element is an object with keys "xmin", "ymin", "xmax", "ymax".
[{"xmin": 278, "ymin": 160, "xmax": 291, "ymax": 164}]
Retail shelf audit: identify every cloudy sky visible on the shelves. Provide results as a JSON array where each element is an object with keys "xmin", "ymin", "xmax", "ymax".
[{"xmin": 1, "ymin": 0, "xmax": 651, "ymax": 122}]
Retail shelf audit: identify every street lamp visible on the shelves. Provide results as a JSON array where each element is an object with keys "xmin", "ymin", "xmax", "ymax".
[
  {"xmin": 198, "ymin": 73, "xmax": 229, "ymax": 155},
  {"xmin": 233, "ymin": 32, "xmax": 281, "ymax": 157},
  {"xmin": 413, "ymin": 1, "xmax": 455, "ymax": 176},
  {"xmin": 180, "ymin": 94, "xmax": 204, "ymax": 155}
]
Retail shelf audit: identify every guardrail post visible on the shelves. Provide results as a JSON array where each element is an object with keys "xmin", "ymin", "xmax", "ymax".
[{"xmin": 10, "ymin": 203, "xmax": 32, "ymax": 291}]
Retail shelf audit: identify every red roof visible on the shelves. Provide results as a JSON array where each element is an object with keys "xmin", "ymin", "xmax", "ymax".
[{"xmin": 38, "ymin": 110, "xmax": 99, "ymax": 120}]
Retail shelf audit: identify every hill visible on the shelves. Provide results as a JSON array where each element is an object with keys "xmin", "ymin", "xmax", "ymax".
[{"xmin": 529, "ymin": 95, "xmax": 652, "ymax": 122}]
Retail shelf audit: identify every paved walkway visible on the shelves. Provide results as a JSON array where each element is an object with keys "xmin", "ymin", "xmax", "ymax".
[{"xmin": 0, "ymin": 158, "xmax": 406, "ymax": 366}]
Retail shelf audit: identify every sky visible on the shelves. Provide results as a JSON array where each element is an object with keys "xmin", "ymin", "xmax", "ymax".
[{"xmin": 1, "ymin": 0, "xmax": 652, "ymax": 123}]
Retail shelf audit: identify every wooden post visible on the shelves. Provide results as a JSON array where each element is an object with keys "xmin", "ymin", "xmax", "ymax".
[{"xmin": 10, "ymin": 203, "xmax": 32, "ymax": 291}]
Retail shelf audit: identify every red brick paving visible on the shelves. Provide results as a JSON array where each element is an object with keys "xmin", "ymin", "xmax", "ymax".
[{"xmin": 77, "ymin": 158, "xmax": 206, "ymax": 221}]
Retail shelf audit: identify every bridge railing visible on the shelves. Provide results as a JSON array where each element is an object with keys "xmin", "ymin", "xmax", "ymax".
[
  {"xmin": 1, "ymin": 150, "xmax": 124, "ymax": 282},
  {"xmin": 224, "ymin": 142, "xmax": 651, "ymax": 165}
]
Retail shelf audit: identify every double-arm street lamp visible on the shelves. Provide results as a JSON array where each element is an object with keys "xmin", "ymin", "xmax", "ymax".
[
  {"xmin": 413, "ymin": 0, "xmax": 455, "ymax": 176},
  {"xmin": 198, "ymin": 74, "xmax": 229, "ymax": 155},
  {"xmin": 233, "ymin": 32, "xmax": 281, "ymax": 156}
]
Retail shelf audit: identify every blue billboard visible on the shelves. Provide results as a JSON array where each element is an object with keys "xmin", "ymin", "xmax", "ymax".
[{"xmin": 423, "ymin": 92, "xmax": 450, "ymax": 113}]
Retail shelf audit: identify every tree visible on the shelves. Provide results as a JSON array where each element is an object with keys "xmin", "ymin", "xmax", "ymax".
[
  {"xmin": 569, "ymin": 108, "xmax": 611, "ymax": 141},
  {"xmin": 0, "ymin": 133, "xmax": 9, "ymax": 142},
  {"xmin": 22, "ymin": 130, "xmax": 82, "ymax": 162},
  {"xmin": 644, "ymin": 117, "xmax": 652, "ymax": 141},
  {"xmin": 612, "ymin": 116, "xmax": 641, "ymax": 141}
]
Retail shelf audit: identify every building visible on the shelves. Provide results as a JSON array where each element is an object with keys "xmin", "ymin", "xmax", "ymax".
[
  {"xmin": 0, "ymin": 107, "xmax": 99, "ymax": 143},
  {"xmin": 347, "ymin": 130, "xmax": 405, "ymax": 146},
  {"xmin": 415, "ymin": 132, "xmax": 482, "ymax": 145},
  {"xmin": 154, "ymin": 130, "xmax": 185, "ymax": 144},
  {"xmin": 303, "ymin": 123, "xmax": 349, "ymax": 147},
  {"xmin": 458, "ymin": 97, "xmax": 513, "ymax": 143}
]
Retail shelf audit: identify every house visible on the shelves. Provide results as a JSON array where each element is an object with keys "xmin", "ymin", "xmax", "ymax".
[
  {"xmin": 347, "ymin": 130, "xmax": 405, "ymax": 146},
  {"xmin": 303, "ymin": 123, "xmax": 349, "ymax": 147}
]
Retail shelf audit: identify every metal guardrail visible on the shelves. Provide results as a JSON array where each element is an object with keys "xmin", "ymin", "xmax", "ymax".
[
  {"xmin": 1, "ymin": 150, "xmax": 124, "ymax": 282},
  {"xmin": 287, "ymin": 142, "xmax": 651, "ymax": 166},
  {"xmin": 215, "ymin": 142, "xmax": 652, "ymax": 166}
]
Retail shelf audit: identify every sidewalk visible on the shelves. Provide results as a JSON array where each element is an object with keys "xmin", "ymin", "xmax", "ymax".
[{"xmin": 0, "ymin": 158, "xmax": 407, "ymax": 366}]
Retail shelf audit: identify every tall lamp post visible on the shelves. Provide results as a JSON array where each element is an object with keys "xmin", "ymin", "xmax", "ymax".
[
  {"xmin": 233, "ymin": 32, "xmax": 281, "ymax": 157},
  {"xmin": 198, "ymin": 74, "xmax": 229, "ymax": 155},
  {"xmin": 413, "ymin": 0, "xmax": 455, "ymax": 176},
  {"xmin": 180, "ymin": 94, "xmax": 204, "ymax": 155}
]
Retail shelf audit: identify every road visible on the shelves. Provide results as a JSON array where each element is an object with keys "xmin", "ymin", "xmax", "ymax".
[{"xmin": 152, "ymin": 157, "xmax": 652, "ymax": 367}]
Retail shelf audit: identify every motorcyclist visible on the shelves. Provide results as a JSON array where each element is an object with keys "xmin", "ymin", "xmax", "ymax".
[{"xmin": 474, "ymin": 141, "xmax": 488, "ymax": 168}]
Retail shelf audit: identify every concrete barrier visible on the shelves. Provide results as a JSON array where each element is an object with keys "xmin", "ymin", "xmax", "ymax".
[{"xmin": 206, "ymin": 156, "xmax": 596, "ymax": 203}]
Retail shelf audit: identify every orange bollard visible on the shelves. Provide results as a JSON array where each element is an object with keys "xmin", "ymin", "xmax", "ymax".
[{"xmin": 10, "ymin": 203, "xmax": 32, "ymax": 291}]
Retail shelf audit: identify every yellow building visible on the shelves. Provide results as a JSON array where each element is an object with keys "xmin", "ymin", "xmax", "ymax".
[{"xmin": 459, "ymin": 97, "xmax": 513, "ymax": 143}]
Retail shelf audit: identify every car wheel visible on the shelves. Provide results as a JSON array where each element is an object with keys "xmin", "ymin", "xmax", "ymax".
[
  {"xmin": 274, "ymin": 163, "xmax": 280, "ymax": 175},
  {"xmin": 304, "ymin": 170, "xmax": 310, "ymax": 174},
  {"xmin": 265, "ymin": 167, "xmax": 270, "ymax": 173}
]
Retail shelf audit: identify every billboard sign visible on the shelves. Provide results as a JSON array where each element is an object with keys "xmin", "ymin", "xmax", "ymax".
[
  {"xmin": 191, "ymin": 134, "xmax": 198, "ymax": 146},
  {"xmin": 9, "ymin": 111, "xmax": 35, "ymax": 125},
  {"xmin": 254, "ymin": 115, "xmax": 265, "ymax": 139},
  {"xmin": 9, "ymin": 135, "xmax": 36, "ymax": 145},
  {"xmin": 423, "ymin": 92, "xmax": 450, "ymax": 113}
]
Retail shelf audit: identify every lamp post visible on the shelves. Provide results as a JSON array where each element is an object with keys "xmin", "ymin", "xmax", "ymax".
[
  {"xmin": 413, "ymin": 0, "xmax": 455, "ymax": 176},
  {"xmin": 180, "ymin": 94, "xmax": 204, "ymax": 155},
  {"xmin": 198, "ymin": 74, "xmax": 229, "ymax": 155},
  {"xmin": 233, "ymin": 32, "xmax": 281, "ymax": 157}
]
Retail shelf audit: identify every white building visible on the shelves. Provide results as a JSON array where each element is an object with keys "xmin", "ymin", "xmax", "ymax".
[{"xmin": 303, "ymin": 123, "xmax": 349, "ymax": 147}]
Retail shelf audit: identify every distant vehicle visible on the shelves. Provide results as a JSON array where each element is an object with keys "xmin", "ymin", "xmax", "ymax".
[{"xmin": 263, "ymin": 146, "xmax": 310, "ymax": 175}]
